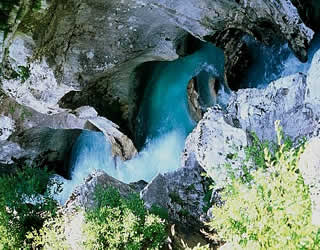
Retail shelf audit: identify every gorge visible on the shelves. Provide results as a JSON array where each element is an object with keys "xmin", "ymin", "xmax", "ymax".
[{"xmin": 1, "ymin": 0, "xmax": 320, "ymax": 248}]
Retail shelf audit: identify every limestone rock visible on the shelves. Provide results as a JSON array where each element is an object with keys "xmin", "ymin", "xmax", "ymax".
[
  {"xmin": 0, "ymin": 140, "xmax": 25, "ymax": 164},
  {"xmin": 66, "ymin": 170, "xmax": 134, "ymax": 210},
  {"xmin": 305, "ymin": 47, "xmax": 320, "ymax": 115},
  {"xmin": 9, "ymin": 127, "xmax": 83, "ymax": 178},
  {"xmin": 227, "ymin": 73, "xmax": 317, "ymax": 143},
  {"xmin": 141, "ymin": 163, "xmax": 211, "ymax": 228},
  {"xmin": 291, "ymin": 0, "xmax": 320, "ymax": 32},
  {"xmin": 2, "ymin": 0, "xmax": 313, "ymax": 134},
  {"xmin": 0, "ymin": 95, "xmax": 137, "ymax": 161},
  {"xmin": 187, "ymin": 78, "xmax": 203, "ymax": 122},
  {"xmin": 183, "ymin": 106, "xmax": 248, "ymax": 189},
  {"xmin": 85, "ymin": 117, "xmax": 137, "ymax": 160},
  {"xmin": 0, "ymin": 116, "xmax": 16, "ymax": 140},
  {"xmin": 298, "ymin": 137, "xmax": 320, "ymax": 226}
]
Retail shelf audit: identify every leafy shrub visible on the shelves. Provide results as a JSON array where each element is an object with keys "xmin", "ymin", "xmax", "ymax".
[
  {"xmin": 27, "ymin": 214, "xmax": 70, "ymax": 250},
  {"xmin": 83, "ymin": 186, "xmax": 167, "ymax": 250},
  {"xmin": 0, "ymin": 165, "xmax": 59, "ymax": 249},
  {"xmin": 208, "ymin": 121, "xmax": 320, "ymax": 249}
]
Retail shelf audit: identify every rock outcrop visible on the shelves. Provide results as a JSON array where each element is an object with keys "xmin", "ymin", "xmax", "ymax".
[
  {"xmin": 183, "ymin": 106, "xmax": 248, "ymax": 189},
  {"xmin": 0, "ymin": 94, "xmax": 137, "ymax": 164}
]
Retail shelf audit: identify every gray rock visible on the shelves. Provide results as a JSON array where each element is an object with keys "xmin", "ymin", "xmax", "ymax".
[
  {"xmin": 0, "ymin": 95, "xmax": 137, "ymax": 161},
  {"xmin": 183, "ymin": 106, "xmax": 248, "ymax": 189},
  {"xmin": 9, "ymin": 127, "xmax": 83, "ymax": 177},
  {"xmin": 227, "ymin": 73, "xmax": 317, "ymax": 143},
  {"xmin": 0, "ymin": 116, "xmax": 16, "ymax": 140},
  {"xmin": 305, "ymin": 47, "xmax": 320, "ymax": 116},
  {"xmin": 141, "ymin": 163, "xmax": 211, "ymax": 228},
  {"xmin": 66, "ymin": 170, "xmax": 134, "ymax": 210},
  {"xmin": 298, "ymin": 137, "xmax": 320, "ymax": 226}
]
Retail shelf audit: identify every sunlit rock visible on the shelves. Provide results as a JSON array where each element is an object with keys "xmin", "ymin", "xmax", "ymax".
[
  {"xmin": 141, "ymin": 164, "xmax": 211, "ymax": 228},
  {"xmin": 227, "ymin": 73, "xmax": 317, "ymax": 142},
  {"xmin": 0, "ymin": 116, "xmax": 16, "ymax": 140},
  {"xmin": 306, "ymin": 48, "xmax": 320, "ymax": 115},
  {"xmin": 183, "ymin": 106, "xmax": 248, "ymax": 190}
]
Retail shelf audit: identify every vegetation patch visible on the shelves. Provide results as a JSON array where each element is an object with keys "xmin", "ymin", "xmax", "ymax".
[
  {"xmin": 208, "ymin": 121, "xmax": 320, "ymax": 249},
  {"xmin": 0, "ymin": 165, "xmax": 59, "ymax": 249}
]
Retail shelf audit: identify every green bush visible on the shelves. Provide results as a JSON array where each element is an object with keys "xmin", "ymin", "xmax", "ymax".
[
  {"xmin": 0, "ymin": 165, "xmax": 59, "ymax": 249},
  {"xmin": 83, "ymin": 186, "xmax": 167, "ymax": 250},
  {"xmin": 27, "ymin": 214, "xmax": 70, "ymax": 250},
  {"xmin": 208, "ymin": 121, "xmax": 320, "ymax": 249}
]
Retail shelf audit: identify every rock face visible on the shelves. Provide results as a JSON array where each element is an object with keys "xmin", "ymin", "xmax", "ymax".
[
  {"xmin": 9, "ymin": 127, "xmax": 83, "ymax": 178},
  {"xmin": 298, "ymin": 137, "xmax": 320, "ymax": 226},
  {"xmin": 1, "ymin": 0, "xmax": 314, "ymax": 134},
  {"xmin": 187, "ymin": 78, "xmax": 203, "ymax": 122},
  {"xmin": 291, "ymin": 0, "xmax": 320, "ymax": 31}
]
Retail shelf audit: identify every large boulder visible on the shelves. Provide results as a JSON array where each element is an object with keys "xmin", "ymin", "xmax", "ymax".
[
  {"xmin": 141, "ymin": 163, "xmax": 211, "ymax": 228},
  {"xmin": 0, "ymin": 94, "xmax": 137, "ymax": 161},
  {"xmin": 183, "ymin": 106, "xmax": 248, "ymax": 189}
]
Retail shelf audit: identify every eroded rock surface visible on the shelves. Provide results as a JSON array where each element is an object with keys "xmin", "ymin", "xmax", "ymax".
[{"xmin": 1, "ymin": 0, "xmax": 314, "ymax": 134}]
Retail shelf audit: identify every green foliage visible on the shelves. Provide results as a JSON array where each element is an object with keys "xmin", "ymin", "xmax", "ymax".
[
  {"xmin": 83, "ymin": 186, "xmax": 167, "ymax": 250},
  {"xmin": 9, "ymin": 65, "xmax": 31, "ymax": 83},
  {"xmin": 208, "ymin": 121, "xmax": 320, "ymax": 249},
  {"xmin": 169, "ymin": 192, "xmax": 184, "ymax": 206},
  {"xmin": 150, "ymin": 204, "xmax": 169, "ymax": 220},
  {"xmin": 27, "ymin": 214, "xmax": 70, "ymax": 250},
  {"xmin": 0, "ymin": 165, "xmax": 59, "ymax": 249}
]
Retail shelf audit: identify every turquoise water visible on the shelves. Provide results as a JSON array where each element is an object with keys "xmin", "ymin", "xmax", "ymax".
[
  {"xmin": 136, "ymin": 43, "xmax": 225, "ymax": 144},
  {"xmin": 58, "ymin": 35, "xmax": 320, "ymax": 204},
  {"xmin": 57, "ymin": 43, "xmax": 225, "ymax": 203},
  {"xmin": 240, "ymin": 33, "xmax": 320, "ymax": 88}
]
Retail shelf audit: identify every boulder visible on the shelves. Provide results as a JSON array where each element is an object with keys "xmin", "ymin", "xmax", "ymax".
[
  {"xmin": 66, "ymin": 170, "xmax": 134, "ymax": 210},
  {"xmin": 141, "ymin": 163, "xmax": 211, "ymax": 228},
  {"xmin": 183, "ymin": 106, "xmax": 248, "ymax": 189},
  {"xmin": 227, "ymin": 73, "xmax": 317, "ymax": 143},
  {"xmin": 0, "ymin": 94, "xmax": 137, "ymax": 161}
]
